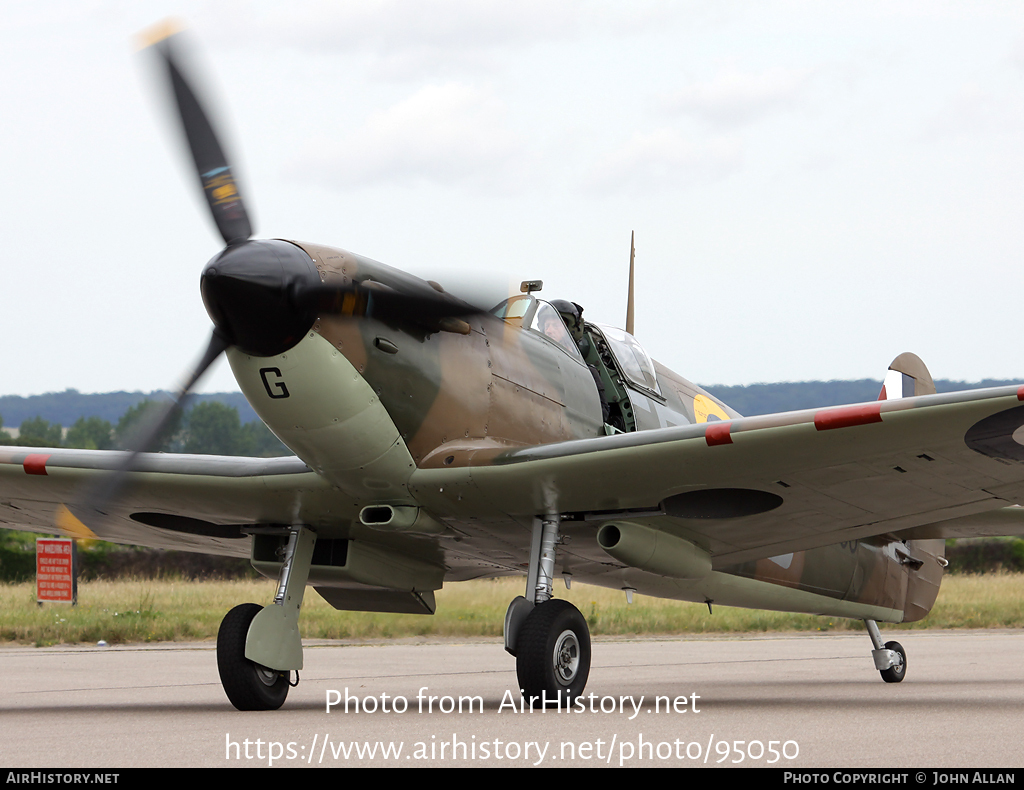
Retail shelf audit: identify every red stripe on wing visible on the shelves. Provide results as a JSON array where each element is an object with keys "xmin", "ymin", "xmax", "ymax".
[
  {"xmin": 814, "ymin": 403, "xmax": 883, "ymax": 431},
  {"xmin": 23, "ymin": 454, "xmax": 50, "ymax": 475},
  {"xmin": 705, "ymin": 423, "xmax": 733, "ymax": 446}
]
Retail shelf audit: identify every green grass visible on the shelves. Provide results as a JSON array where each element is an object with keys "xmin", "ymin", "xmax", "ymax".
[{"xmin": 3, "ymin": 574, "xmax": 1024, "ymax": 646}]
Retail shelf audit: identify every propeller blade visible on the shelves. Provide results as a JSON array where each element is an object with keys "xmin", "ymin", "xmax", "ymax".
[
  {"xmin": 58, "ymin": 330, "xmax": 231, "ymax": 532},
  {"xmin": 141, "ymin": 21, "xmax": 253, "ymax": 245}
]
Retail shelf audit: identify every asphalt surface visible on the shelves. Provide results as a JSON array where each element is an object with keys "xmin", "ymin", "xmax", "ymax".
[{"xmin": 1, "ymin": 630, "xmax": 1022, "ymax": 768}]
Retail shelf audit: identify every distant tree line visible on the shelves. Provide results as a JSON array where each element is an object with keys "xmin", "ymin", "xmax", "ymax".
[
  {"xmin": 701, "ymin": 378, "xmax": 1021, "ymax": 417},
  {"xmin": 0, "ymin": 389, "xmax": 259, "ymax": 428},
  {"xmin": 0, "ymin": 400, "xmax": 289, "ymax": 457},
  {"xmin": 0, "ymin": 529, "xmax": 256, "ymax": 583}
]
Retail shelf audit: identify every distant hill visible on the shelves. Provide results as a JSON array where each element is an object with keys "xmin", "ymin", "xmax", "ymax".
[
  {"xmin": 701, "ymin": 379, "xmax": 1022, "ymax": 417},
  {"xmin": 0, "ymin": 390, "xmax": 259, "ymax": 428},
  {"xmin": 0, "ymin": 379, "xmax": 1020, "ymax": 428}
]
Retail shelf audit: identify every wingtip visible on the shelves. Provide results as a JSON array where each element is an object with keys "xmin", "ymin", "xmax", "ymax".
[
  {"xmin": 135, "ymin": 18, "xmax": 186, "ymax": 51},
  {"xmin": 55, "ymin": 504, "xmax": 97, "ymax": 540}
]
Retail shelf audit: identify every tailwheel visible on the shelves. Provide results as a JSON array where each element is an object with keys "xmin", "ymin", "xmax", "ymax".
[
  {"xmin": 217, "ymin": 603, "xmax": 290, "ymax": 710},
  {"xmin": 516, "ymin": 599, "xmax": 591, "ymax": 705},
  {"xmin": 879, "ymin": 640, "xmax": 907, "ymax": 684},
  {"xmin": 865, "ymin": 619, "xmax": 907, "ymax": 685}
]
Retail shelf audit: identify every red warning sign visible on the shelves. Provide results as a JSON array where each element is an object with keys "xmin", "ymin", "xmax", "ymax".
[{"xmin": 36, "ymin": 538, "xmax": 77, "ymax": 604}]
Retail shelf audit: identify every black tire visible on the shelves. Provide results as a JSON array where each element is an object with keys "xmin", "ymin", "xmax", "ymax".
[
  {"xmin": 217, "ymin": 603, "xmax": 290, "ymax": 710},
  {"xmin": 879, "ymin": 640, "xmax": 906, "ymax": 683},
  {"xmin": 516, "ymin": 599, "xmax": 591, "ymax": 705}
]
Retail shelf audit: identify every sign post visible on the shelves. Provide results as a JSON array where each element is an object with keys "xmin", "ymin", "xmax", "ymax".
[{"xmin": 36, "ymin": 538, "xmax": 77, "ymax": 605}]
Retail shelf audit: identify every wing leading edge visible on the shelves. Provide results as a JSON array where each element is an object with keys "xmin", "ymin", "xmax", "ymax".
[{"xmin": 0, "ymin": 447, "xmax": 334, "ymax": 557}]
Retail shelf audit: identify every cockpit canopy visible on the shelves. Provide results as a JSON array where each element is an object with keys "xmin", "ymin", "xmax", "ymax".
[
  {"xmin": 491, "ymin": 295, "xmax": 660, "ymax": 394},
  {"xmin": 491, "ymin": 295, "xmax": 581, "ymax": 359},
  {"xmin": 592, "ymin": 324, "xmax": 660, "ymax": 394}
]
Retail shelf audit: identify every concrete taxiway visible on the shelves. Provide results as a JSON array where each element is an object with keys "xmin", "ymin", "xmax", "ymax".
[{"xmin": 1, "ymin": 630, "xmax": 1022, "ymax": 768}]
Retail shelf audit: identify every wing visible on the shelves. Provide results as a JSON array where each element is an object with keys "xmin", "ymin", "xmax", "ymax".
[
  {"xmin": 0, "ymin": 447, "xmax": 340, "ymax": 557},
  {"xmin": 10, "ymin": 385, "xmax": 1024, "ymax": 570},
  {"xmin": 409, "ymin": 384, "xmax": 1024, "ymax": 566}
]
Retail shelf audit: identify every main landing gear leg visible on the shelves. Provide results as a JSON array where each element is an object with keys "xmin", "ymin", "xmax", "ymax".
[
  {"xmin": 504, "ymin": 515, "xmax": 591, "ymax": 705},
  {"xmin": 865, "ymin": 619, "xmax": 906, "ymax": 683},
  {"xmin": 217, "ymin": 526, "xmax": 316, "ymax": 710}
]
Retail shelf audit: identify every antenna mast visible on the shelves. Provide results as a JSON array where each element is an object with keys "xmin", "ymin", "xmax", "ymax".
[{"xmin": 626, "ymin": 231, "xmax": 635, "ymax": 336}]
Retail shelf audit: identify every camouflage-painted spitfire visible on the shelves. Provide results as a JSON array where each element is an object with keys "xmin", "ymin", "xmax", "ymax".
[{"xmin": 5, "ymin": 26, "xmax": 1024, "ymax": 711}]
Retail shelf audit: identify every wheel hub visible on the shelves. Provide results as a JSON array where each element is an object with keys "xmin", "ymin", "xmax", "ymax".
[
  {"xmin": 255, "ymin": 664, "xmax": 282, "ymax": 687},
  {"xmin": 553, "ymin": 629, "xmax": 580, "ymax": 684}
]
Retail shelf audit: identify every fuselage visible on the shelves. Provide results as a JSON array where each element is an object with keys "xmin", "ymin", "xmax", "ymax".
[{"xmin": 217, "ymin": 240, "xmax": 944, "ymax": 625}]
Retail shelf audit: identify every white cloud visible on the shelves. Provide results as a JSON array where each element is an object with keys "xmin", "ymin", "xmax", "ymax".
[
  {"xmin": 584, "ymin": 128, "xmax": 742, "ymax": 192},
  {"xmin": 917, "ymin": 82, "xmax": 1024, "ymax": 142},
  {"xmin": 215, "ymin": 0, "xmax": 589, "ymax": 76},
  {"xmin": 208, "ymin": 0, "xmax": 691, "ymax": 79},
  {"xmin": 662, "ymin": 67, "xmax": 814, "ymax": 126},
  {"xmin": 286, "ymin": 83, "xmax": 526, "ymax": 189}
]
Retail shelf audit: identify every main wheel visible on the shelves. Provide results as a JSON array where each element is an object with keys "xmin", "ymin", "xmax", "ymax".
[
  {"xmin": 217, "ymin": 603, "xmax": 290, "ymax": 710},
  {"xmin": 516, "ymin": 599, "xmax": 591, "ymax": 705},
  {"xmin": 879, "ymin": 640, "xmax": 906, "ymax": 683}
]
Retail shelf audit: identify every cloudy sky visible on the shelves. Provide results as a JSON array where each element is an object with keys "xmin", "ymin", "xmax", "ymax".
[{"xmin": 4, "ymin": 1, "xmax": 1024, "ymax": 397}]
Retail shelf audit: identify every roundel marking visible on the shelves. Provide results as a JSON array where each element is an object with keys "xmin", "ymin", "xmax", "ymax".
[
  {"xmin": 693, "ymin": 394, "xmax": 729, "ymax": 424},
  {"xmin": 964, "ymin": 405, "xmax": 1024, "ymax": 462}
]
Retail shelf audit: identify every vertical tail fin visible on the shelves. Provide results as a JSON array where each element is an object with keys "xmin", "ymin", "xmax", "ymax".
[{"xmin": 878, "ymin": 352, "xmax": 936, "ymax": 400}]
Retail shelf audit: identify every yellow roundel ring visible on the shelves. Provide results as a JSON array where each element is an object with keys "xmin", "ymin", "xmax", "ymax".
[{"xmin": 693, "ymin": 393, "xmax": 729, "ymax": 423}]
